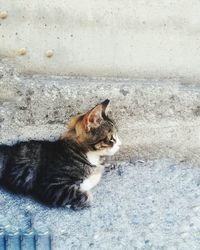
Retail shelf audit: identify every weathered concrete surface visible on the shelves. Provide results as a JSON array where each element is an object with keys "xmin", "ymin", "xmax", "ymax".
[
  {"xmin": 1, "ymin": 1, "xmax": 200, "ymax": 82},
  {"xmin": 0, "ymin": 60, "xmax": 200, "ymax": 165},
  {"xmin": 0, "ymin": 160, "xmax": 200, "ymax": 250}
]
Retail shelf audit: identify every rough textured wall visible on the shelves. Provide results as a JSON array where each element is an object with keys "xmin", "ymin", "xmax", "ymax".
[
  {"xmin": 0, "ymin": 0, "xmax": 200, "ymax": 81},
  {"xmin": 0, "ymin": 61, "xmax": 200, "ymax": 164}
]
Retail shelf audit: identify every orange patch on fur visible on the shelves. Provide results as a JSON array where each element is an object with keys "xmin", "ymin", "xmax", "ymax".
[
  {"xmin": 62, "ymin": 100, "xmax": 111, "ymax": 145},
  {"xmin": 62, "ymin": 114, "xmax": 84, "ymax": 139}
]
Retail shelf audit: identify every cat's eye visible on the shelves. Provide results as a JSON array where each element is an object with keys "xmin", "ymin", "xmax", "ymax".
[
  {"xmin": 110, "ymin": 136, "xmax": 116, "ymax": 143},
  {"xmin": 102, "ymin": 134, "xmax": 116, "ymax": 145},
  {"xmin": 107, "ymin": 135, "xmax": 116, "ymax": 143}
]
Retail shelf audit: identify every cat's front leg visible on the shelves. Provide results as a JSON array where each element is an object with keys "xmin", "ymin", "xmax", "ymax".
[
  {"xmin": 70, "ymin": 189, "xmax": 93, "ymax": 210},
  {"xmin": 79, "ymin": 165, "xmax": 104, "ymax": 192},
  {"xmin": 43, "ymin": 181, "xmax": 93, "ymax": 210}
]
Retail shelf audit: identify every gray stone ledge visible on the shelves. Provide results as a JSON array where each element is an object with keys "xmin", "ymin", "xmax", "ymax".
[{"xmin": 0, "ymin": 60, "xmax": 200, "ymax": 164}]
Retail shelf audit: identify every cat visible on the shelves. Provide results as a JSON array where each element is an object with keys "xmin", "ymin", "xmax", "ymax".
[{"xmin": 0, "ymin": 99, "xmax": 121, "ymax": 210}]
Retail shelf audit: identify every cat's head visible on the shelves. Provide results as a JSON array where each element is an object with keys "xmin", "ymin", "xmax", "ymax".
[{"xmin": 64, "ymin": 99, "xmax": 121, "ymax": 156}]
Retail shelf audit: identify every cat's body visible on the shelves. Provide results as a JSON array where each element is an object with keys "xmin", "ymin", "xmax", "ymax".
[
  {"xmin": 0, "ymin": 140, "xmax": 93, "ymax": 209},
  {"xmin": 0, "ymin": 100, "xmax": 121, "ymax": 209}
]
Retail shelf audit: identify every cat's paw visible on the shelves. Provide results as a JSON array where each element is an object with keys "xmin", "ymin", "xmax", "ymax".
[{"xmin": 70, "ymin": 191, "xmax": 92, "ymax": 210}]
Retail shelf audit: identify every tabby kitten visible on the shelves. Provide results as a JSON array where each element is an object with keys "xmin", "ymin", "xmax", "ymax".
[{"xmin": 0, "ymin": 100, "xmax": 121, "ymax": 210}]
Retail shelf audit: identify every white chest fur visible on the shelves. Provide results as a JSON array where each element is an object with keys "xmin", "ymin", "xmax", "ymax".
[
  {"xmin": 86, "ymin": 151, "xmax": 101, "ymax": 165},
  {"xmin": 80, "ymin": 151, "xmax": 104, "ymax": 191}
]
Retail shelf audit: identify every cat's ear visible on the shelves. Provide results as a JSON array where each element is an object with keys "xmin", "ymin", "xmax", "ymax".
[
  {"xmin": 83, "ymin": 105, "xmax": 102, "ymax": 132},
  {"xmin": 83, "ymin": 99, "xmax": 110, "ymax": 132},
  {"xmin": 101, "ymin": 99, "xmax": 110, "ymax": 116}
]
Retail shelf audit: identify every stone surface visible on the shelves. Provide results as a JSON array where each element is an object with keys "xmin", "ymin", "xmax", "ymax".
[
  {"xmin": 0, "ymin": 60, "xmax": 200, "ymax": 164},
  {"xmin": 0, "ymin": 160, "xmax": 199, "ymax": 250}
]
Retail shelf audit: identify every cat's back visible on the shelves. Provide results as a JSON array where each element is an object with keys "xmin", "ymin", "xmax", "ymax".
[
  {"xmin": 0, "ymin": 140, "xmax": 56, "ymax": 193},
  {"xmin": 0, "ymin": 144, "xmax": 11, "ymax": 179}
]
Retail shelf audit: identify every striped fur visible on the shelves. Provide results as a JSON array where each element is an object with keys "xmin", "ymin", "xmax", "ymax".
[{"xmin": 0, "ymin": 100, "xmax": 120, "ymax": 209}]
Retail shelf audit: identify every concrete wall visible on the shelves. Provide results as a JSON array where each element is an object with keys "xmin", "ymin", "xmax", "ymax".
[
  {"xmin": 1, "ymin": 2, "xmax": 200, "ymax": 165},
  {"xmin": 0, "ymin": 61, "xmax": 200, "ymax": 165},
  {"xmin": 1, "ymin": 0, "xmax": 200, "ymax": 81}
]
